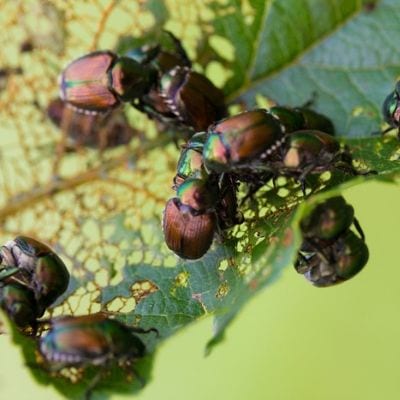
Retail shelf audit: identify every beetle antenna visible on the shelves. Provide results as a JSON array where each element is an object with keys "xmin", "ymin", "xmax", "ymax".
[
  {"xmin": 353, "ymin": 217, "xmax": 366, "ymax": 241},
  {"xmin": 130, "ymin": 326, "xmax": 160, "ymax": 338}
]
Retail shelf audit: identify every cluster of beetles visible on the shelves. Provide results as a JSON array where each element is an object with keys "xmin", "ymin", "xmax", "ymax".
[
  {"xmin": 1, "ymin": 29, "xmax": 399, "ymax": 397},
  {"xmin": 0, "ymin": 236, "xmax": 157, "ymax": 396}
]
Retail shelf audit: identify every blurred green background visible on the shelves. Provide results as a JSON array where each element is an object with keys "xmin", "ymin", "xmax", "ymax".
[{"xmin": 1, "ymin": 181, "xmax": 399, "ymax": 400}]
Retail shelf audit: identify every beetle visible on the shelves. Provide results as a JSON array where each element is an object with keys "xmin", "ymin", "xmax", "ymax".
[
  {"xmin": 0, "ymin": 236, "xmax": 69, "ymax": 316},
  {"xmin": 39, "ymin": 313, "xmax": 158, "ymax": 398},
  {"xmin": 60, "ymin": 50, "xmax": 156, "ymax": 113},
  {"xmin": 60, "ymin": 31, "xmax": 227, "ymax": 133},
  {"xmin": 47, "ymin": 98, "xmax": 135, "ymax": 149},
  {"xmin": 382, "ymin": 81, "xmax": 400, "ymax": 138},
  {"xmin": 294, "ymin": 196, "xmax": 368, "ymax": 287},
  {"xmin": 299, "ymin": 196, "xmax": 363, "ymax": 241},
  {"xmin": 269, "ymin": 105, "xmax": 335, "ymax": 135},
  {"xmin": 155, "ymin": 66, "xmax": 226, "ymax": 132},
  {"xmin": 163, "ymin": 176, "xmax": 240, "ymax": 260},
  {"xmin": 202, "ymin": 109, "xmax": 284, "ymax": 174},
  {"xmin": 163, "ymin": 178, "xmax": 217, "ymax": 260},
  {"xmin": 163, "ymin": 197, "xmax": 216, "ymax": 260},
  {"xmin": 295, "ymin": 230, "xmax": 369, "ymax": 287},
  {"xmin": 0, "ymin": 281, "xmax": 39, "ymax": 332},
  {"xmin": 264, "ymin": 130, "xmax": 363, "ymax": 194},
  {"xmin": 116, "ymin": 30, "xmax": 226, "ymax": 133}
]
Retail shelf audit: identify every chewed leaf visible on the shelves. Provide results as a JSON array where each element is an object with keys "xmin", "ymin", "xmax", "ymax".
[{"xmin": 0, "ymin": 0, "xmax": 399, "ymax": 399}]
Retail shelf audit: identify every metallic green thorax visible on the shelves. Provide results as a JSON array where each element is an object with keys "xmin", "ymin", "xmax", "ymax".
[
  {"xmin": 176, "ymin": 148, "xmax": 204, "ymax": 181},
  {"xmin": 176, "ymin": 178, "xmax": 216, "ymax": 212},
  {"xmin": 202, "ymin": 133, "xmax": 229, "ymax": 173},
  {"xmin": 382, "ymin": 90, "xmax": 399, "ymax": 126}
]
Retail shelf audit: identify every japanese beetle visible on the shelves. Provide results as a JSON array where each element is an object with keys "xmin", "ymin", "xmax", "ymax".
[
  {"xmin": 39, "ymin": 313, "xmax": 154, "ymax": 367},
  {"xmin": 60, "ymin": 50, "xmax": 155, "ymax": 113},
  {"xmin": 295, "ymin": 230, "xmax": 369, "ymax": 287},
  {"xmin": 270, "ymin": 105, "xmax": 335, "ymax": 135},
  {"xmin": 382, "ymin": 81, "xmax": 400, "ymax": 138},
  {"xmin": 47, "ymin": 98, "xmax": 135, "ymax": 149},
  {"xmin": 266, "ymin": 130, "xmax": 360, "ymax": 193},
  {"xmin": 294, "ymin": 196, "xmax": 368, "ymax": 287},
  {"xmin": 0, "ymin": 236, "xmax": 69, "ymax": 315},
  {"xmin": 163, "ymin": 178, "xmax": 217, "ymax": 259},
  {"xmin": 163, "ymin": 197, "xmax": 217, "ymax": 260},
  {"xmin": 0, "ymin": 282, "xmax": 39, "ymax": 331},
  {"xmin": 163, "ymin": 177, "xmax": 240, "ymax": 259},
  {"xmin": 300, "ymin": 196, "xmax": 356, "ymax": 241},
  {"xmin": 157, "ymin": 66, "xmax": 227, "ymax": 132},
  {"xmin": 39, "ymin": 313, "xmax": 157, "ymax": 397},
  {"xmin": 116, "ymin": 30, "xmax": 226, "ymax": 133},
  {"xmin": 202, "ymin": 109, "xmax": 284, "ymax": 173}
]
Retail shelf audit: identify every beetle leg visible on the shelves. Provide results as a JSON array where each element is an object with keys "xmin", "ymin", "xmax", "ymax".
[
  {"xmin": 352, "ymin": 217, "xmax": 366, "ymax": 241},
  {"xmin": 129, "ymin": 326, "xmax": 159, "ymax": 337},
  {"xmin": 132, "ymin": 365, "xmax": 146, "ymax": 387},
  {"xmin": 297, "ymin": 164, "xmax": 316, "ymax": 196},
  {"xmin": 378, "ymin": 125, "xmax": 395, "ymax": 136},
  {"xmin": 162, "ymin": 30, "xmax": 192, "ymax": 67},
  {"xmin": 301, "ymin": 91, "xmax": 317, "ymax": 109},
  {"xmin": 0, "ymin": 266, "xmax": 19, "ymax": 281},
  {"xmin": 84, "ymin": 370, "xmax": 103, "ymax": 400}
]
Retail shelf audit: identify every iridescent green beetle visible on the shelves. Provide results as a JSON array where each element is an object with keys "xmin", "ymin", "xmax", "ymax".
[
  {"xmin": 39, "ymin": 313, "xmax": 158, "ymax": 397},
  {"xmin": 60, "ymin": 50, "xmax": 155, "ymax": 113},
  {"xmin": 0, "ymin": 236, "xmax": 69, "ymax": 315},
  {"xmin": 202, "ymin": 109, "xmax": 284, "ymax": 173}
]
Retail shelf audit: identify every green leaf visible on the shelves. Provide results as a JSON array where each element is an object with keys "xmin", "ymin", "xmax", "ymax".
[
  {"xmin": 0, "ymin": 0, "xmax": 399, "ymax": 399},
  {"xmin": 217, "ymin": 0, "xmax": 396, "ymax": 136}
]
